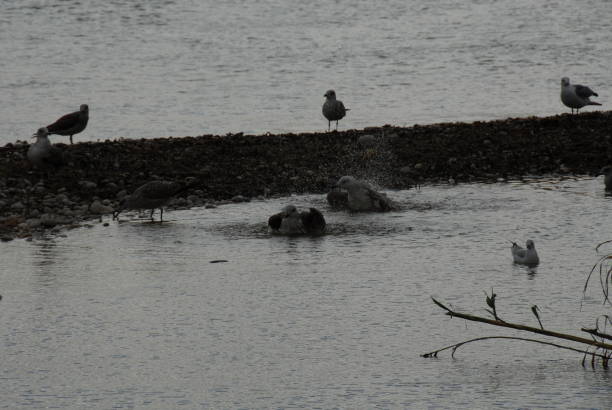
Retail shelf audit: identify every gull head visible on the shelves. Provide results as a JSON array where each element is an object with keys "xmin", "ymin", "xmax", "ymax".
[
  {"xmin": 281, "ymin": 204, "xmax": 298, "ymax": 216},
  {"xmin": 337, "ymin": 175, "xmax": 356, "ymax": 190},
  {"xmin": 561, "ymin": 77, "xmax": 570, "ymax": 87},
  {"xmin": 324, "ymin": 90, "xmax": 336, "ymax": 100},
  {"xmin": 526, "ymin": 240, "xmax": 535, "ymax": 250},
  {"xmin": 80, "ymin": 104, "xmax": 89, "ymax": 113},
  {"xmin": 32, "ymin": 127, "xmax": 49, "ymax": 139}
]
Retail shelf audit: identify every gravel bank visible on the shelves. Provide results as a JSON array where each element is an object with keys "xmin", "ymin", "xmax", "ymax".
[{"xmin": 1, "ymin": 111, "xmax": 611, "ymax": 240}]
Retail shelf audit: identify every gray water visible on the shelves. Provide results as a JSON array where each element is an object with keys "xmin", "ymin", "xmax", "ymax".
[
  {"xmin": 2, "ymin": 177, "xmax": 612, "ymax": 408},
  {"xmin": 1, "ymin": 0, "xmax": 611, "ymax": 143}
]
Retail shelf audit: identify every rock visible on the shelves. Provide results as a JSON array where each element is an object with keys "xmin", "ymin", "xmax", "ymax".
[
  {"xmin": 40, "ymin": 214, "xmax": 73, "ymax": 227},
  {"xmin": 26, "ymin": 218, "xmax": 42, "ymax": 228},
  {"xmin": 89, "ymin": 200, "xmax": 114, "ymax": 215},
  {"xmin": 10, "ymin": 202, "xmax": 24, "ymax": 210},
  {"xmin": 399, "ymin": 166, "xmax": 412, "ymax": 175},
  {"xmin": 116, "ymin": 190, "xmax": 128, "ymax": 200},
  {"xmin": 231, "ymin": 195, "xmax": 249, "ymax": 203},
  {"xmin": 79, "ymin": 181, "xmax": 97, "ymax": 190},
  {"xmin": 358, "ymin": 134, "xmax": 377, "ymax": 148}
]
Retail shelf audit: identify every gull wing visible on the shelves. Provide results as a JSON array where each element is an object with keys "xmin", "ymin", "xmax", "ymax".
[{"xmin": 574, "ymin": 84, "xmax": 598, "ymax": 98}]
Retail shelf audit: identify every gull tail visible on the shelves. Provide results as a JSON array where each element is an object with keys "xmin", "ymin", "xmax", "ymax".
[{"xmin": 589, "ymin": 101, "xmax": 602, "ymax": 106}]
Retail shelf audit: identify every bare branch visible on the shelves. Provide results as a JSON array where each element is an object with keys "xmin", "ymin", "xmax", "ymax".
[
  {"xmin": 431, "ymin": 299, "xmax": 612, "ymax": 351},
  {"xmin": 422, "ymin": 336, "xmax": 610, "ymax": 360}
]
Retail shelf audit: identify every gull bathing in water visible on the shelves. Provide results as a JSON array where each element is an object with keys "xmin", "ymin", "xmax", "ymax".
[
  {"xmin": 511, "ymin": 240, "xmax": 539, "ymax": 266},
  {"xmin": 268, "ymin": 205, "xmax": 326, "ymax": 235},
  {"xmin": 27, "ymin": 127, "xmax": 64, "ymax": 168},
  {"xmin": 46, "ymin": 104, "xmax": 89, "ymax": 144},
  {"xmin": 560, "ymin": 77, "xmax": 601, "ymax": 114},
  {"xmin": 322, "ymin": 90, "xmax": 349, "ymax": 131},
  {"xmin": 113, "ymin": 180, "xmax": 194, "ymax": 222},
  {"xmin": 336, "ymin": 176, "xmax": 396, "ymax": 212}
]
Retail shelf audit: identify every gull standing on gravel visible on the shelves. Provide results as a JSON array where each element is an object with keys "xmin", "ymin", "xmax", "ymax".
[
  {"xmin": 599, "ymin": 166, "xmax": 612, "ymax": 192},
  {"xmin": 27, "ymin": 127, "xmax": 64, "ymax": 168},
  {"xmin": 268, "ymin": 205, "xmax": 326, "ymax": 235},
  {"xmin": 560, "ymin": 77, "xmax": 601, "ymax": 114},
  {"xmin": 511, "ymin": 240, "xmax": 539, "ymax": 266},
  {"xmin": 46, "ymin": 104, "xmax": 89, "ymax": 144},
  {"xmin": 336, "ymin": 176, "xmax": 396, "ymax": 212},
  {"xmin": 322, "ymin": 90, "xmax": 349, "ymax": 131},
  {"xmin": 113, "ymin": 180, "xmax": 194, "ymax": 222}
]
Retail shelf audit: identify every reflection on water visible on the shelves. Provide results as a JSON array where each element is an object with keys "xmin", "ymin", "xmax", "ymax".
[{"xmin": 1, "ymin": 177, "xmax": 611, "ymax": 408}]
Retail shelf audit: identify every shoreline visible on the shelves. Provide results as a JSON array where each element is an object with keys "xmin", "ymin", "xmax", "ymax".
[{"xmin": 1, "ymin": 111, "xmax": 611, "ymax": 240}]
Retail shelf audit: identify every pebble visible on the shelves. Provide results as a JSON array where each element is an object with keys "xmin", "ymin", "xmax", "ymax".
[
  {"xmin": 358, "ymin": 134, "xmax": 377, "ymax": 148},
  {"xmin": 79, "ymin": 181, "xmax": 97, "ymax": 190},
  {"xmin": 89, "ymin": 200, "xmax": 114, "ymax": 215}
]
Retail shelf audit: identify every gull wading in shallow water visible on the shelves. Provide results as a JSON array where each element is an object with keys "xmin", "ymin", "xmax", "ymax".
[
  {"xmin": 322, "ymin": 90, "xmax": 349, "ymax": 131},
  {"xmin": 27, "ymin": 127, "xmax": 64, "ymax": 168},
  {"xmin": 336, "ymin": 176, "xmax": 396, "ymax": 212},
  {"xmin": 113, "ymin": 180, "xmax": 194, "ymax": 222},
  {"xmin": 46, "ymin": 104, "xmax": 89, "ymax": 144},
  {"xmin": 268, "ymin": 205, "xmax": 326, "ymax": 235},
  {"xmin": 511, "ymin": 240, "xmax": 539, "ymax": 266},
  {"xmin": 560, "ymin": 77, "xmax": 601, "ymax": 114}
]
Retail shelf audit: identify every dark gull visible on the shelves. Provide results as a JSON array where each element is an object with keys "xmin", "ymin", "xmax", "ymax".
[
  {"xmin": 560, "ymin": 77, "xmax": 601, "ymax": 114},
  {"xmin": 336, "ymin": 176, "xmax": 395, "ymax": 212},
  {"xmin": 322, "ymin": 90, "xmax": 349, "ymax": 131},
  {"xmin": 326, "ymin": 189, "xmax": 349, "ymax": 209},
  {"xmin": 46, "ymin": 104, "xmax": 89, "ymax": 144},
  {"xmin": 268, "ymin": 205, "xmax": 326, "ymax": 235},
  {"xmin": 511, "ymin": 240, "xmax": 539, "ymax": 266},
  {"xmin": 113, "ymin": 180, "xmax": 193, "ymax": 222}
]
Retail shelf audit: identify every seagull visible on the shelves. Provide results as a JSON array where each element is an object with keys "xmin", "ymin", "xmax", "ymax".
[
  {"xmin": 336, "ymin": 176, "xmax": 396, "ymax": 212},
  {"xmin": 326, "ymin": 189, "xmax": 349, "ymax": 209},
  {"xmin": 27, "ymin": 127, "xmax": 64, "ymax": 168},
  {"xmin": 46, "ymin": 104, "xmax": 89, "ymax": 144},
  {"xmin": 511, "ymin": 240, "xmax": 539, "ymax": 266},
  {"xmin": 268, "ymin": 205, "xmax": 326, "ymax": 235},
  {"xmin": 560, "ymin": 77, "xmax": 601, "ymax": 114},
  {"xmin": 113, "ymin": 180, "xmax": 194, "ymax": 222},
  {"xmin": 599, "ymin": 166, "xmax": 612, "ymax": 192},
  {"xmin": 322, "ymin": 90, "xmax": 349, "ymax": 131}
]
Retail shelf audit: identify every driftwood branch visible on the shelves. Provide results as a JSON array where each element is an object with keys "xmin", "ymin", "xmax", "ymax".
[
  {"xmin": 429, "ymin": 297, "xmax": 612, "ymax": 351},
  {"xmin": 581, "ymin": 328, "xmax": 612, "ymax": 342},
  {"xmin": 421, "ymin": 335, "xmax": 610, "ymax": 363}
]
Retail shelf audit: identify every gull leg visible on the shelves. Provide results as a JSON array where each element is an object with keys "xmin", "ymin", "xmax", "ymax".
[
  {"xmin": 328, "ymin": 120, "xmax": 331, "ymax": 132},
  {"xmin": 160, "ymin": 208, "xmax": 164, "ymax": 222},
  {"xmin": 336, "ymin": 120, "xmax": 339, "ymax": 130},
  {"xmin": 150, "ymin": 208, "xmax": 155, "ymax": 221},
  {"xmin": 70, "ymin": 135, "xmax": 73, "ymax": 144}
]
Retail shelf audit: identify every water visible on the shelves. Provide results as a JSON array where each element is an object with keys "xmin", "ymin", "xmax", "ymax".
[
  {"xmin": 1, "ymin": 0, "xmax": 611, "ymax": 144},
  {"xmin": 2, "ymin": 177, "xmax": 611, "ymax": 408}
]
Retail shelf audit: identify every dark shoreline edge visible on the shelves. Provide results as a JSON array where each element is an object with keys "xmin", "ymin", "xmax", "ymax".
[{"xmin": 1, "ymin": 111, "xmax": 611, "ymax": 240}]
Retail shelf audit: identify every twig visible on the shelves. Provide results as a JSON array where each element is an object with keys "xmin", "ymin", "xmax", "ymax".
[
  {"xmin": 421, "ymin": 335, "xmax": 610, "ymax": 360},
  {"xmin": 581, "ymin": 328, "xmax": 612, "ymax": 342},
  {"xmin": 430, "ymin": 297, "xmax": 612, "ymax": 350}
]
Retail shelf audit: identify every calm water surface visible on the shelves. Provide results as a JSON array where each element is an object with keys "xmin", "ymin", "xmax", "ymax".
[
  {"xmin": 2, "ymin": 177, "xmax": 611, "ymax": 408},
  {"xmin": 1, "ymin": 0, "xmax": 611, "ymax": 143}
]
